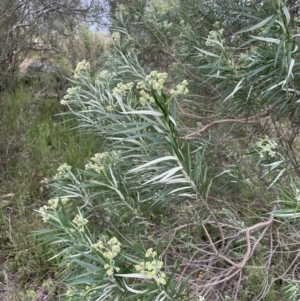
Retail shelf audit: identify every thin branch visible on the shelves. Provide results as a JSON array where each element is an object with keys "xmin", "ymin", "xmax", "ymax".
[
  {"xmin": 182, "ymin": 114, "xmax": 270, "ymax": 139},
  {"xmin": 203, "ymin": 202, "xmax": 276, "ymax": 270}
]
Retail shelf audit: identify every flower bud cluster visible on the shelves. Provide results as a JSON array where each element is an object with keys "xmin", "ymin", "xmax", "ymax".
[
  {"xmin": 54, "ymin": 163, "xmax": 72, "ymax": 179},
  {"xmin": 92, "ymin": 237, "xmax": 121, "ymax": 276},
  {"xmin": 145, "ymin": 71, "xmax": 168, "ymax": 91},
  {"xmin": 61, "ymin": 86, "xmax": 80, "ymax": 105},
  {"xmin": 85, "ymin": 151, "xmax": 122, "ymax": 174},
  {"xmin": 112, "ymin": 82, "xmax": 134, "ymax": 97},
  {"xmin": 95, "ymin": 71, "xmax": 116, "ymax": 86},
  {"xmin": 72, "ymin": 214, "xmax": 88, "ymax": 232},
  {"xmin": 146, "ymin": 0, "xmax": 172, "ymax": 17},
  {"xmin": 137, "ymin": 71, "xmax": 168, "ymax": 105},
  {"xmin": 48, "ymin": 198, "xmax": 59, "ymax": 209},
  {"xmin": 170, "ymin": 80, "xmax": 189, "ymax": 95},
  {"xmin": 134, "ymin": 248, "xmax": 166, "ymax": 285},
  {"xmin": 256, "ymin": 136, "xmax": 277, "ymax": 158},
  {"xmin": 115, "ymin": 4, "xmax": 128, "ymax": 16},
  {"xmin": 138, "ymin": 89, "xmax": 155, "ymax": 106},
  {"xmin": 66, "ymin": 284, "xmax": 96, "ymax": 301},
  {"xmin": 111, "ymin": 32, "xmax": 120, "ymax": 45},
  {"xmin": 38, "ymin": 197, "xmax": 70, "ymax": 223},
  {"xmin": 66, "ymin": 286, "xmax": 76, "ymax": 297},
  {"xmin": 205, "ymin": 28, "xmax": 225, "ymax": 48},
  {"xmin": 74, "ymin": 60, "xmax": 90, "ymax": 79},
  {"xmin": 295, "ymin": 188, "xmax": 300, "ymax": 202},
  {"xmin": 38, "ymin": 205, "xmax": 51, "ymax": 222},
  {"xmin": 105, "ymin": 104, "xmax": 114, "ymax": 112}
]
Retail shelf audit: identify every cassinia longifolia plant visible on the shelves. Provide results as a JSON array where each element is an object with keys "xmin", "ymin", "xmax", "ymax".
[{"xmin": 37, "ymin": 0, "xmax": 300, "ymax": 300}]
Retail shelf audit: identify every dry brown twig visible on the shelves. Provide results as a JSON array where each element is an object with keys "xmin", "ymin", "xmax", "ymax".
[{"xmin": 182, "ymin": 114, "xmax": 271, "ymax": 139}]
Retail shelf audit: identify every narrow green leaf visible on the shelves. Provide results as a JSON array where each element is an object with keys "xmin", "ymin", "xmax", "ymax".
[
  {"xmin": 115, "ymin": 273, "xmax": 149, "ymax": 279},
  {"xmin": 268, "ymin": 168, "xmax": 285, "ymax": 189},
  {"xmin": 224, "ymin": 79, "xmax": 244, "ymax": 102},
  {"xmin": 236, "ymin": 15, "xmax": 274, "ymax": 34},
  {"xmin": 249, "ymin": 36, "xmax": 280, "ymax": 44},
  {"xmin": 287, "ymin": 58, "xmax": 295, "ymax": 80},
  {"xmin": 282, "ymin": 5, "xmax": 290, "ymax": 25},
  {"xmin": 194, "ymin": 47, "xmax": 220, "ymax": 58},
  {"xmin": 121, "ymin": 110, "xmax": 163, "ymax": 117},
  {"xmin": 128, "ymin": 156, "xmax": 177, "ymax": 173}
]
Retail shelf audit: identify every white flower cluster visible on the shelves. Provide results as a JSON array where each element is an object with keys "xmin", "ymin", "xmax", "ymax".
[
  {"xmin": 72, "ymin": 214, "xmax": 88, "ymax": 232},
  {"xmin": 105, "ymin": 104, "xmax": 114, "ymax": 112},
  {"xmin": 111, "ymin": 32, "xmax": 120, "ymax": 45},
  {"xmin": 85, "ymin": 151, "xmax": 122, "ymax": 174},
  {"xmin": 97, "ymin": 70, "xmax": 109, "ymax": 79},
  {"xmin": 38, "ymin": 197, "xmax": 69, "ymax": 222},
  {"xmin": 65, "ymin": 286, "xmax": 76, "ymax": 297},
  {"xmin": 295, "ymin": 188, "xmax": 300, "ymax": 202},
  {"xmin": 95, "ymin": 70, "xmax": 116, "ymax": 84},
  {"xmin": 38, "ymin": 205, "xmax": 51, "ymax": 222},
  {"xmin": 48, "ymin": 198, "xmax": 59, "ymax": 209},
  {"xmin": 115, "ymin": 4, "xmax": 129, "ymax": 16},
  {"xmin": 256, "ymin": 136, "xmax": 277, "ymax": 158},
  {"xmin": 146, "ymin": 0, "xmax": 176, "ymax": 17},
  {"xmin": 54, "ymin": 163, "xmax": 72, "ymax": 179},
  {"xmin": 74, "ymin": 60, "xmax": 90, "ymax": 79},
  {"xmin": 60, "ymin": 86, "xmax": 80, "ymax": 105},
  {"xmin": 134, "ymin": 248, "xmax": 166, "ymax": 285},
  {"xmin": 295, "ymin": 16, "xmax": 300, "ymax": 23},
  {"xmin": 236, "ymin": 52, "xmax": 256, "ymax": 69},
  {"xmin": 205, "ymin": 28, "xmax": 225, "ymax": 47},
  {"xmin": 138, "ymin": 89, "xmax": 155, "ymax": 106},
  {"xmin": 137, "ymin": 71, "xmax": 168, "ymax": 105},
  {"xmin": 112, "ymin": 82, "xmax": 134, "ymax": 97},
  {"xmin": 66, "ymin": 284, "xmax": 96, "ymax": 300},
  {"xmin": 145, "ymin": 71, "xmax": 168, "ymax": 92},
  {"xmin": 170, "ymin": 80, "xmax": 189, "ymax": 95},
  {"xmin": 92, "ymin": 237, "xmax": 121, "ymax": 276}
]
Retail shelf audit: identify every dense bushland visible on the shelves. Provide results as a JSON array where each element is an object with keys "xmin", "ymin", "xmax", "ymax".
[{"xmin": 2, "ymin": 0, "xmax": 300, "ymax": 300}]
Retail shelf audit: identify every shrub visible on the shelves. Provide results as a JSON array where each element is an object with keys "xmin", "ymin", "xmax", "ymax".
[{"xmin": 36, "ymin": 0, "xmax": 300, "ymax": 300}]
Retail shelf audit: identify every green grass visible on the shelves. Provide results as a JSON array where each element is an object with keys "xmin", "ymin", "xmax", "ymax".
[{"xmin": 0, "ymin": 87, "xmax": 97, "ymax": 300}]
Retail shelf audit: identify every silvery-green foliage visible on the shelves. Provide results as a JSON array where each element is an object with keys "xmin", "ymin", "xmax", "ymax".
[
  {"xmin": 36, "ymin": 34, "xmax": 206, "ymax": 299},
  {"xmin": 36, "ymin": 0, "xmax": 300, "ymax": 300}
]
